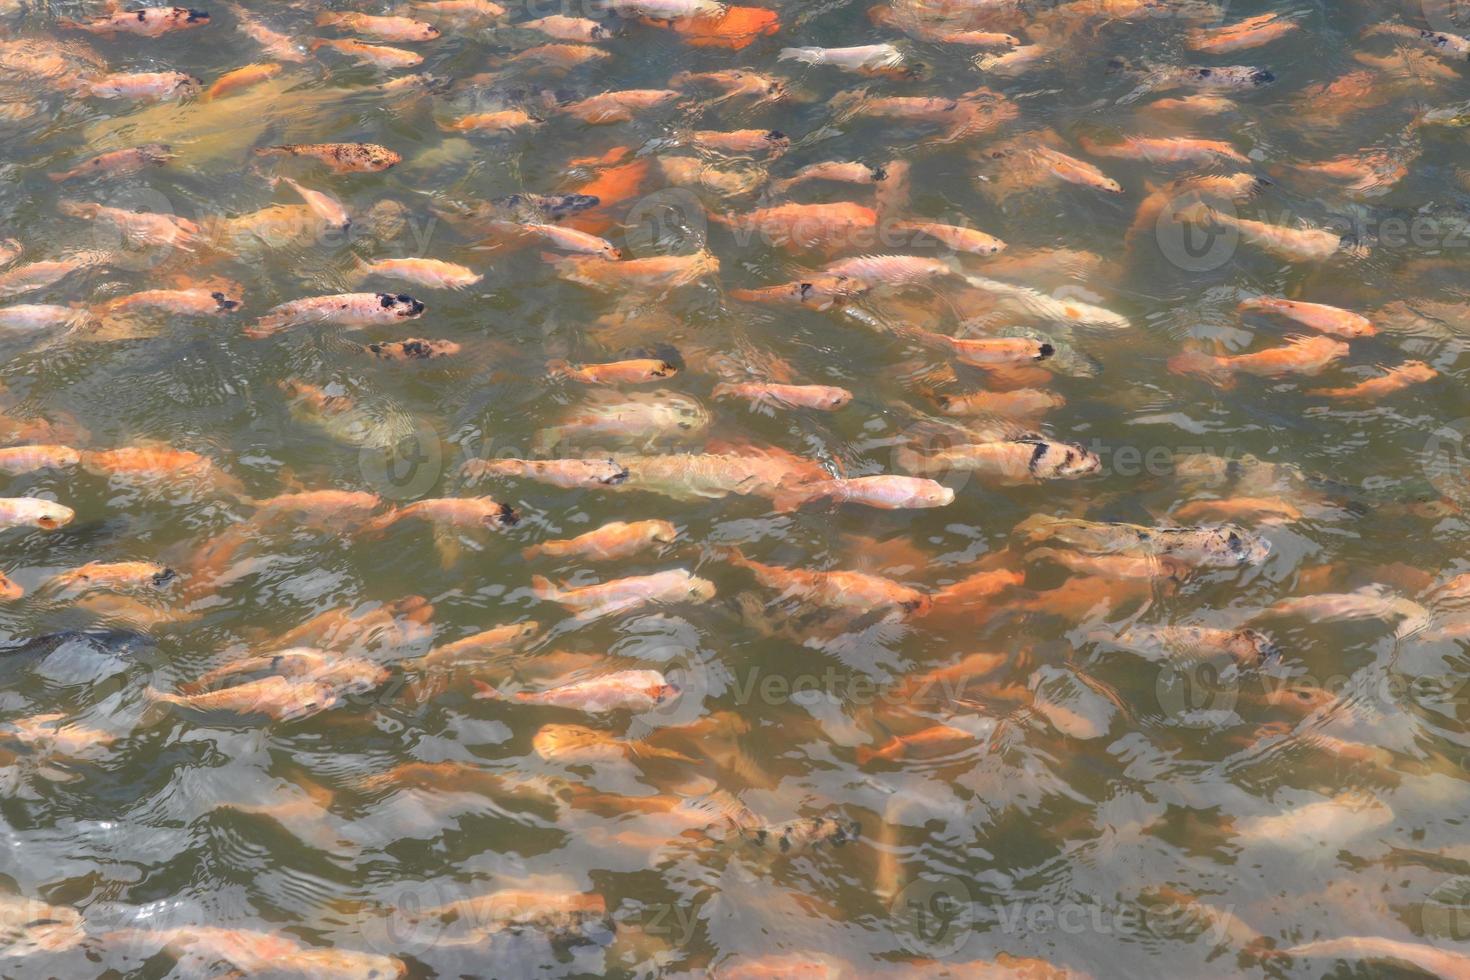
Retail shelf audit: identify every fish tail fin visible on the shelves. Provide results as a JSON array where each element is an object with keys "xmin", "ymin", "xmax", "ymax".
[
  {"xmin": 530, "ymin": 574, "xmax": 559, "ymax": 600},
  {"xmin": 355, "ymin": 509, "xmax": 399, "ymax": 538},
  {"xmin": 1167, "ymin": 349, "xmax": 1228, "ymax": 384},
  {"xmin": 471, "ymin": 679, "xmax": 504, "ymax": 700},
  {"xmin": 520, "ymin": 543, "xmax": 544, "ymax": 560},
  {"xmin": 710, "ymin": 381, "xmax": 733, "ymax": 399},
  {"xmin": 545, "ymin": 358, "xmax": 570, "ymax": 379},
  {"xmin": 769, "ymin": 482, "xmax": 826, "ymax": 513},
  {"xmin": 432, "ymin": 526, "xmax": 465, "ymax": 570},
  {"xmin": 778, "ymin": 46, "xmax": 822, "ymax": 64}
]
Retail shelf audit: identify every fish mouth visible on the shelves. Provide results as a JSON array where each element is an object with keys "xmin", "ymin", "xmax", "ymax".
[
  {"xmin": 600, "ymin": 461, "xmax": 630, "ymax": 485},
  {"xmin": 153, "ymin": 568, "xmax": 177, "ymax": 587},
  {"xmin": 496, "ymin": 504, "xmax": 520, "ymax": 527},
  {"xmin": 1251, "ymin": 69, "xmax": 1275, "ymax": 86}
]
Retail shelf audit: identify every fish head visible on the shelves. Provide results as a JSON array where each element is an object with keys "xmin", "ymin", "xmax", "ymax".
[
  {"xmin": 686, "ymin": 577, "xmax": 717, "ymax": 603},
  {"xmin": 601, "ymin": 242, "xmax": 624, "ymax": 260},
  {"xmin": 1233, "ymin": 628, "xmax": 1280, "ymax": 664},
  {"xmin": 380, "ymin": 293, "xmax": 425, "ymax": 318},
  {"xmin": 764, "ymin": 130, "xmax": 790, "ymax": 153},
  {"xmin": 598, "ymin": 459, "xmax": 630, "ymax": 485},
  {"xmin": 211, "ymin": 291, "xmax": 241, "ymax": 312},
  {"xmin": 1051, "ymin": 442, "xmax": 1103, "ymax": 479},
  {"xmin": 33, "ymin": 502, "xmax": 75, "ymax": 530},
  {"xmin": 152, "ymin": 567, "xmax": 178, "ymax": 588},
  {"xmin": 0, "ymin": 572, "xmax": 21, "ymax": 601}
]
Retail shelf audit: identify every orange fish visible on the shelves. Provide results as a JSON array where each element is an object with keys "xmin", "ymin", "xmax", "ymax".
[{"xmin": 523, "ymin": 519, "xmax": 676, "ymax": 561}]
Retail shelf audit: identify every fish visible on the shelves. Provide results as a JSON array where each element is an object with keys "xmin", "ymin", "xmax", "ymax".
[
  {"xmin": 728, "ymin": 549, "xmax": 930, "ymax": 615},
  {"xmin": 353, "ymin": 256, "xmax": 480, "ymax": 289},
  {"xmin": 0, "ymin": 497, "xmax": 73, "ymax": 530},
  {"xmin": 475, "ymin": 668, "xmax": 681, "ymax": 712},
  {"xmin": 531, "ymin": 568, "xmax": 716, "ymax": 618},
  {"xmin": 254, "ymin": 143, "xmax": 401, "ymax": 173},
  {"xmin": 523, "ymin": 519, "xmax": 676, "ymax": 561},
  {"xmin": 615, "ymin": 445, "xmax": 826, "ymax": 500},
  {"xmin": 712, "ymin": 382, "xmax": 853, "ymax": 411},
  {"xmin": 440, "ymin": 109, "xmax": 542, "ymax": 132},
  {"xmin": 558, "ymin": 88, "xmax": 680, "ymax": 124},
  {"xmin": 46, "ymin": 560, "xmax": 174, "ymax": 595},
  {"xmin": 533, "ymin": 391, "xmax": 709, "ymax": 451},
  {"xmin": 744, "ymin": 815, "xmax": 862, "ymax": 853},
  {"xmin": 908, "ymin": 327, "xmax": 1057, "ymax": 367},
  {"xmin": 521, "ymin": 15, "xmax": 609, "ymax": 41},
  {"xmin": 727, "ymin": 275, "xmax": 870, "ymax": 310},
  {"xmin": 247, "ymin": 292, "xmax": 424, "ymax": 338},
  {"xmin": 492, "ymin": 220, "xmax": 622, "ymax": 258},
  {"xmin": 308, "ymin": 38, "xmax": 424, "ymax": 69},
  {"xmin": 47, "ymin": 144, "xmax": 173, "ymax": 182},
  {"xmin": 60, "ymin": 6, "xmax": 209, "ymax": 37},
  {"xmin": 684, "ymin": 128, "xmax": 789, "ymax": 157},
  {"xmin": 462, "ymin": 456, "xmax": 629, "ymax": 488},
  {"xmin": 711, "ymin": 202, "xmax": 878, "ymax": 255},
  {"xmin": 854, "ymin": 723, "xmax": 976, "ymax": 765},
  {"xmin": 0, "ymin": 892, "xmax": 85, "ymax": 956},
  {"xmin": 57, "ymin": 200, "xmax": 200, "ymax": 250},
  {"xmin": 1025, "ymin": 145, "xmax": 1125, "ymax": 194},
  {"xmin": 0, "ymin": 304, "xmax": 95, "ymax": 332},
  {"xmin": 316, "ymin": 11, "xmax": 440, "ymax": 41},
  {"xmin": 1363, "ymin": 22, "xmax": 1470, "ymax": 61},
  {"xmin": 1186, "ymin": 13, "xmax": 1298, "ymax": 54},
  {"xmin": 931, "ymin": 388, "xmax": 1065, "ymax": 419},
  {"xmin": 533, "ymin": 723, "xmax": 694, "ymax": 763},
  {"xmin": 896, "ymin": 437, "xmax": 1101, "ymax": 484},
  {"xmin": 84, "ymin": 70, "xmax": 199, "ymax": 100},
  {"xmin": 1176, "ymin": 203, "xmax": 1347, "ymax": 262},
  {"xmin": 82, "ymin": 446, "xmax": 245, "ymax": 497},
  {"xmin": 770, "ymin": 161, "xmax": 886, "ymax": 196},
  {"xmin": 1079, "ymin": 134, "xmax": 1248, "ymax": 166},
  {"xmin": 607, "ymin": 0, "xmax": 724, "ymax": 18},
  {"xmin": 102, "ymin": 928, "xmax": 404, "ymax": 977},
  {"xmin": 1030, "ymin": 548, "xmax": 1192, "ymax": 581},
  {"xmin": 669, "ymin": 68, "xmax": 785, "ymax": 101},
  {"xmin": 548, "ymin": 358, "xmax": 677, "ymax": 384},
  {"xmin": 1236, "ymin": 297, "xmax": 1375, "ymax": 337},
  {"xmin": 360, "ymin": 497, "xmax": 518, "ymax": 535},
  {"xmin": 0, "ymin": 444, "xmax": 81, "ymax": 474},
  {"xmin": 408, "ymin": 0, "xmax": 505, "ymax": 25},
  {"xmin": 415, "ymin": 622, "xmax": 540, "ymax": 668},
  {"xmin": 1016, "ymin": 515, "xmax": 1270, "ymax": 567},
  {"xmin": 271, "ymin": 176, "xmax": 350, "ymax": 230},
  {"xmin": 553, "ymin": 250, "xmax": 717, "ymax": 292},
  {"xmin": 772, "ymin": 475, "xmax": 955, "ymax": 512},
  {"xmin": 106, "ymin": 287, "xmax": 242, "ymax": 316},
  {"xmin": 1169, "ymin": 335, "xmax": 1350, "ymax": 385},
  {"xmin": 0, "ymin": 253, "xmax": 107, "ymax": 298},
  {"xmin": 362, "ymin": 338, "xmax": 461, "ymax": 359},
  {"xmin": 1308, "ymin": 361, "xmax": 1436, "ymax": 400},
  {"xmin": 1283, "ymin": 937, "xmax": 1470, "ymax": 977},
  {"xmin": 779, "ymin": 43, "xmax": 910, "ymax": 77},
  {"xmin": 204, "ymin": 62, "xmax": 281, "ymax": 100},
  {"xmin": 228, "ymin": 3, "xmax": 307, "ymax": 61},
  {"xmin": 1097, "ymin": 624, "xmax": 1278, "ymax": 665}
]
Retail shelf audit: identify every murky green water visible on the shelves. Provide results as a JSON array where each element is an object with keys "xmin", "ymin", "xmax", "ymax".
[{"xmin": 4, "ymin": 0, "xmax": 1470, "ymax": 977}]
